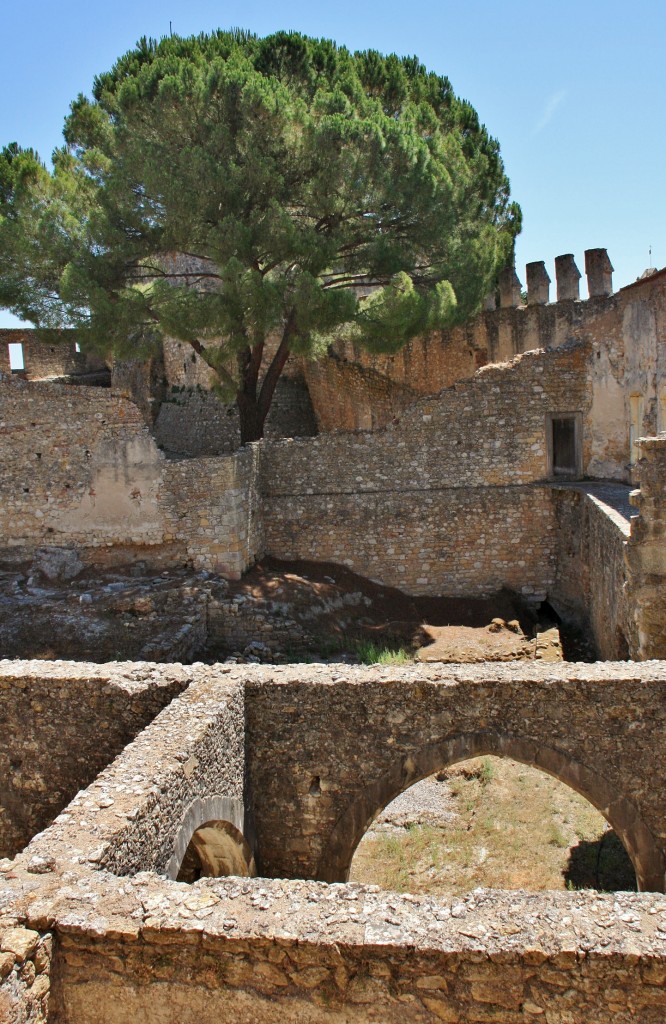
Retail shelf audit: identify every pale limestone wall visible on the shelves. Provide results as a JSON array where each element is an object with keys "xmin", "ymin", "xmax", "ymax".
[
  {"xmin": 0, "ymin": 376, "xmax": 168, "ymax": 558},
  {"xmin": 0, "ymin": 375, "xmax": 262, "ymax": 578}
]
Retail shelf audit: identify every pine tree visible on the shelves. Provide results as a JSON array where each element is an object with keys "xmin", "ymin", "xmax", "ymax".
[{"xmin": 0, "ymin": 30, "xmax": 520, "ymax": 442}]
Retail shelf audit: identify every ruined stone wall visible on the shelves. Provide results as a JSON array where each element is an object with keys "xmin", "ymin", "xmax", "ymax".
[
  {"xmin": 625, "ymin": 436, "xmax": 666, "ymax": 659},
  {"xmin": 0, "ymin": 376, "xmax": 168, "ymax": 561},
  {"xmin": 0, "ymin": 661, "xmax": 188, "ymax": 860},
  {"xmin": 550, "ymin": 485, "xmax": 632, "ymax": 659},
  {"xmin": 244, "ymin": 663, "xmax": 666, "ymax": 890},
  {"xmin": 0, "ymin": 375, "xmax": 262, "ymax": 578},
  {"xmin": 42, "ymin": 884, "xmax": 666, "ymax": 1024},
  {"xmin": 164, "ymin": 445, "xmax": 264, "ymax": 577},
  {"xmin": 262, "ymin": 345, "xmax": 588, "ymax": 596},
  {"xmin": 3, "ymin": 662, "xmax": 666, "ymax": 1023},
  {"xmin": 303, "ymin": 270, "xmax": 666, "ymax": 481},
  {"xmin": 0, "ymin": 329, "xmax": 106, "ymax": 381}
]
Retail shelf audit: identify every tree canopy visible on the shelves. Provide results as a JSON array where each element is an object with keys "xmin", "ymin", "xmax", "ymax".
[{"xmin": 0, "ymin": 29, "xmax": 521, "ymax": 441}]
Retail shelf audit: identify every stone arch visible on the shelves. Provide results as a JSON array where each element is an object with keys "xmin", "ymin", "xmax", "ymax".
[
  {"xmin": 315, "ymin": 731, "xmax": 664, "ymax": 893},
  {"xmin": 166, "ymin": 796, "xmax": 255, "ymax": 881}
]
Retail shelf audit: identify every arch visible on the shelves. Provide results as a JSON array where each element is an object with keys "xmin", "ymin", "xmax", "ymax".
[
  {"xmin": 315, "ymin": 731, "xmax": 664, "ymax": 893},
  {"xmin": 166, "ymin": 796, "xmax": 255, "ymax": 881}
]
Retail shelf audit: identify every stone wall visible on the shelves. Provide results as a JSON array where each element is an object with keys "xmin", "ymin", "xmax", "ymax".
[
  {"xmin": 0, "ymin": 376, "xmax": 169, "ymax": 562},
  {"xmin": 0, "ymin": 375, "xmax": 263, "ymax": 578},
  {"xmin": 303, "ymin": 269, "xmax": 666, "ymax": 483},
  {"xmin": 164, "ymin": 445, "xmax": 264, "ymax": 578},
  {"xmin": 2, "ymin": 661, "xmax": 666, "ymax": 1023},
  {"xmin": 46, "ymin": 882, "xmax": 666, "ymax": 1024},
  {"xmin": 625, "ymin": 436, "xmax": 666, "ymax": 658},
  {"xmin": 0, "ymin": 329, "xmax": 107, "ymax": 381},
  {"xmin": 0, "ymin": 661, "xmax": 188, "ymax": 859},
  {"xmin": 550, "ymin": 485, "xmax": 632, "ymax": 659},
  {"xmin": 261, "ymin": 344, "xmax": 588, "ymax": 597},
  {"xmin": 244, "ymin": 663, "xmax": 666, "ymax": 890}
]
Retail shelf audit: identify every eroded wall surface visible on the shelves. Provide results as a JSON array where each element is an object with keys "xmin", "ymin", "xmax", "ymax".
[
  {"xmin": 261, "ymin": 344, "xmax": 588, "ymax": 596},
  {"xmin": 2, "ymin": 662, "xmax": 666, "ymax": 1023},
  {"xmin": 0, "ymin": 661, "xmax": 188, "ymax": 859},
  {"xmin": 244, "ymin": 663, "xmax": 666, "ymax": 889},
  {"xmin": 0, "ymin": 376, "xmax": 263, "ymax": 578}
]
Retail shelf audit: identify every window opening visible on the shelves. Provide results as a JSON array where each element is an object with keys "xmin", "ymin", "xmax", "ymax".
[
  {"xmin": 8, "ymin": 342, "xmax": 24, "ymax": 373},
  {"xmin": 547, "ymin": 413, "xmax": 581, "ymax": 478}
]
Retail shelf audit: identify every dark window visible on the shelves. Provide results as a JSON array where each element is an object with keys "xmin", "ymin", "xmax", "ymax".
[
  {"xmin": 548, "ymin": 414, "xmax": 581, "ymax": 478},
  {"xmin": 552, "ymin": 417, "xmax": 576, "ymax": 473}
]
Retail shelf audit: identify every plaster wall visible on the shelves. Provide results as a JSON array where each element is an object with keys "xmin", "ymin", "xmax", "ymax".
[{"xmin": 0, "ymin": 375, "xmax": 262, "ymax": 577}]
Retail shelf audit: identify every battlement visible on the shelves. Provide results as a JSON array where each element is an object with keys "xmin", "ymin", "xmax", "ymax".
[{"xmin": 486, "ymin": 247, "xmax": 615, "ymax": 310}]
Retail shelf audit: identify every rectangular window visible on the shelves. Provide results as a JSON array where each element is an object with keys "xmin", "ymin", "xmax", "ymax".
[
  {"xmin": 8, "ymin": 342, "xmax": 24, "ymax": 373},
  {"xmin": 547, "ymin": 413, "xmax": 582, "ymax": 478}
]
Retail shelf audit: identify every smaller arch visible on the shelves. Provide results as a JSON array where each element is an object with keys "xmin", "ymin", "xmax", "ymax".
[
  {"xmin": 166, "ymin": 796, "xmax": 255, "ymax": 881},
  {"xmin": 316, "ymin": 732, "xmax": 665, "ymax": 893}
]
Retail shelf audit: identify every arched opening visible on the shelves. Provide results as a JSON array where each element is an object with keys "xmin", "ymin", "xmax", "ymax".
[
  {"xmin": 166, "ymin": 795, "xmax": 255, "ymax": 882},
  {"xmin": 175, "ymin": 819, "xmax": 255, "ymax": 883},
  {"xmin": 316, "ymin": 732, "xmax": 664, "ymax": 893},
  {"xmin": 350, "ymin": 757, "xmax": 636, "ymax": 895}
]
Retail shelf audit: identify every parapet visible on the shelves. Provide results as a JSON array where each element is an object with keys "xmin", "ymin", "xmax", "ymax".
[
  {"xmin": 585, "ymin": 247, "xmax": 614, "ymax": 297},
  {"xmin": 498, "ymin": 266, "xmax": 523, "ymax": 308},
  {"xmin": 526, "ymin": 261, "xmax": 550, "ymax": 305},
  {"xmin": 555, "ymin": 254, "xmax": 581, "ymax": 301}
]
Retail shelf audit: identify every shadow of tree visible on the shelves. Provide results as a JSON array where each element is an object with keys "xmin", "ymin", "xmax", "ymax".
[{"xmin": 564, "ymin": 829, "xmax": 637, "ymax": 892}]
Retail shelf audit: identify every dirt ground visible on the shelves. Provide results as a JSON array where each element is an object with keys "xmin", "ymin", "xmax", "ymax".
[
  {"xmin": 229, "ymin": 556, "xmax": 593, "ymax": 663},
  {"xmin": 350, "ymin": 758, "xmax": 637, "ymax": 895}
]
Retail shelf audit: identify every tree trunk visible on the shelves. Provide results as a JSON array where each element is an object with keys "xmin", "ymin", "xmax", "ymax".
[
  {"xmin": 237, "ymin": 392, "xmax": 266, "ymax": 443},
  {"xmin": 236, "ymin": 312, "xmax": 296, "ymax": 445}
]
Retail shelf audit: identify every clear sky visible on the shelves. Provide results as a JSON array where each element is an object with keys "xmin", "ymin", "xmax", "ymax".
[{"xmin": 2, "ymin": 0, "xmax": 663, "ymax": 327}]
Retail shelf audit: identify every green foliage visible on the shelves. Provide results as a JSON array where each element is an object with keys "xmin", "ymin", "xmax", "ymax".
[
  {"xmin": 353, "ymin": 639, "xmax": 412, "ymax": 665},
  {"xmin": 0, "ymin": 30, "xmax": 520, "ymax": 439}
]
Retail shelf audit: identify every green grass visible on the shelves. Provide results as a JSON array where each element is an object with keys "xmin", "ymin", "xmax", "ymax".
[{"xmin": 352, "ymin": 640, "xmax": 412, "ymax": 665}]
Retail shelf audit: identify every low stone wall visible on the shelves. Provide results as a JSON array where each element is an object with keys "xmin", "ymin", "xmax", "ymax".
[
  {"xmin": 0, "ymin": 661, "xmax": 188, "ymax": 859},
  {"xmin": 0, "ymin": 666, "xmax": 246, "ymax": 879},
  {"xmin": 47, "ymin": 881, "xmax": 666, "ymax": 1024},
  {"xmin": 1, "ymin": 660, "xmax": 666, "ymax": 1023}
]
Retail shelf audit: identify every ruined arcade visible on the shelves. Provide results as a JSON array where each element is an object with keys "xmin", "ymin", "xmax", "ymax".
[{"xmin": 1, "ymin": 238, "xmax": 666, "ymax": 1022}]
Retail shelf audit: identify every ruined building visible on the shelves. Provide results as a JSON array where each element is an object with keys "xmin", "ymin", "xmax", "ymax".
[{"xmin": 2, "ymin": 249, "xmax": 666, "ymax": 1022}]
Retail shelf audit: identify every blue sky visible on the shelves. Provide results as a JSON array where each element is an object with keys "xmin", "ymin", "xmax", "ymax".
[{"xmin": 2, "ymin": 0, "xmax": 663, "ymax": 327}]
